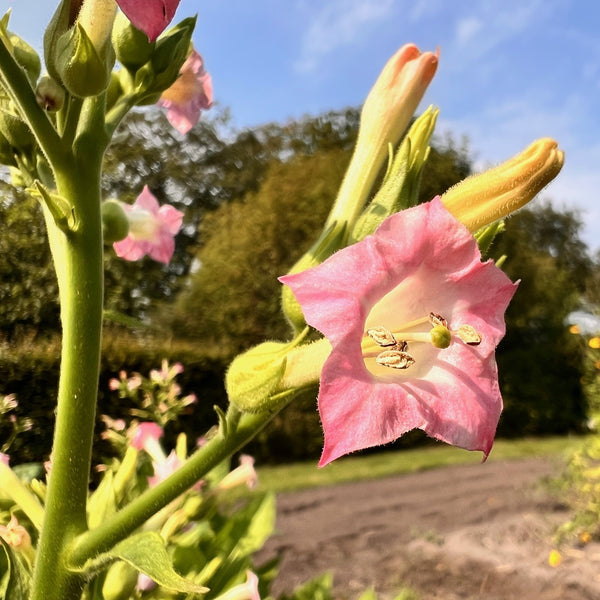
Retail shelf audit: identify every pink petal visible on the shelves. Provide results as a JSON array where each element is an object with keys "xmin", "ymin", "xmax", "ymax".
[
  {"xmin": 280, "ymin": 198, "xmax": 517, "ymax": 466},
  {"xmin": 116, "ymin": 0, "xmax": 180, "ymax": 42},
  {"xmin": 131, "ymin": 422, "xmax": 163, "ymax": 450},
  {"xmin": 158, "ymin": 49, "xmax": 213, "ymax": 135},
  {"xmin": 133, "ymin": 185, "xmax": 160, "ymax": 215}
]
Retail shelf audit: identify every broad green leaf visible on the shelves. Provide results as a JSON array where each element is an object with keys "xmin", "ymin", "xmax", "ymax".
[{"xmin": 78, "ymin": 531, "xmax": 208, "ymax": 594}]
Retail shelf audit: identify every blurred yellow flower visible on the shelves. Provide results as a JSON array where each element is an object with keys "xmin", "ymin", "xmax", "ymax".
[
  {"xmin": 548, "ymin": 549, "xmax": 562, "ymax": 567},
  {"xmin": 569, "ymin": 325, "xmax": 580, "ymax": 334},
  {"xmin": 579, "ymin": 531, "xmax": 592, "ymax": 545},
  {"xmin": 589, "ymin": 337, "xmax": 600, "ymax": 349}
]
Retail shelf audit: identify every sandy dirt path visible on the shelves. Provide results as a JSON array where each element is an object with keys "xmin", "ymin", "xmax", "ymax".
[{"xmin": 257, "ymin": 456, "xmax": 600, "ymax": 599}]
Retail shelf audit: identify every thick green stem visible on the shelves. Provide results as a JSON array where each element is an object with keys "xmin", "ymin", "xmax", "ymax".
[
  {"xmin": 30, "ymin": 156, "xmax": 105, "ymax": 599},
  {"xmin": 68, "ymin": 407, "xmax": 282, "ymax": 567}
]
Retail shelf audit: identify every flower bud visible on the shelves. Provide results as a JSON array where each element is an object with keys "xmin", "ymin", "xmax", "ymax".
[
  {"xmin": 43, "ymin": 0, "xmax": 81, "ymax": 82},
  {"xmin": 111, "ymin": 10, "xmax": 155, "ymax": 71},
  {"xmin": 441, "ymin": 138, "xmax": 564, "ymax": 232},
  {"xmin": 77, "ymin": 0, "xmax": 118, "ymax": 54},
  {"xmin": 55, "ymin": 23, "xmax": 114, "ymax": 97},
  {"xmin": 138, "ymin": 17, "xmax": 196, "ymax": 99},
  {"xmin": 326, "ymin": 44, "xmax": 438, "ymax": 229},
  {"xmin": 102, "ymin": 561, "xmax": 139, "ymax": 600},
  {"xmin": 225, "ymin": 342, "xmax": 289, "ymax": 413},
  {"xmin": 350, "ymin": 106, "xmax": 438, "ymax": 243},
  {"xmin": 102, "ymin": 199, "xmax": 130, "ymax": 243},
  {"xmin": 35, "ymin": 76, "xmax": 66, "ymax": 112}
]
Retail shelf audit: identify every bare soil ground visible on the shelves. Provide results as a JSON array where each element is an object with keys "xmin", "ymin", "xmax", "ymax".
[{"xmin": 257, "ymin": 456, "xmax": 600, "ymax": 599}]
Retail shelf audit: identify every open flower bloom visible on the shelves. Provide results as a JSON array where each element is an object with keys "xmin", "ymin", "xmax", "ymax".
[
  {"xmin": 280, "ymin": 198, "xmax": 517, "ymax": 466},
  {"xmin": 113, "ymin": 186, "xmax": 183, "ymax": 264},
  {"xmin": 158, "ymin": 49, "xmax": 213, "ymax": 135},
  {"xmin": 116, "ymin": 0, "xmax": 180, "ymax": 42}
]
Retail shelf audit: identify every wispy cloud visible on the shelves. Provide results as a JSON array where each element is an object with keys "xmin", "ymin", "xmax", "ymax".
[{"xmin": 295, "ymin": 0, "xmax": 395, "ymax": 73}]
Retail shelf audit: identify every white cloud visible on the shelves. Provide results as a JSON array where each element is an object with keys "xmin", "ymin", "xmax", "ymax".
[
  {"xmin": 295, "ymin": 0, "xmax": 395, "ymax": 72},
  {"xmin": 455, "ymin": 17, "xmax": 483, "ymax": 45}
]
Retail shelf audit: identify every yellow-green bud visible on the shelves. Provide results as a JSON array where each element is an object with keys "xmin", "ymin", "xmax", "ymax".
[
  {"xmin": 441, "ymin": 138, "xmax": 564, "ymax": 232},
  {"xmin": 101, "ymin": 561, "xmax": 139, "ymax": 600},
  {"xmin": 35, "ymin": 76, "xmax": 66, "ymax": 112},
  {"xmin": 102, "ymin": 199, "xmax": 130, "ymax": 243},
  {"xmin": 55, "ymin": 23, "xmax": 113, "ymax": 97},
  {"xmin": 112, "ymin": 10, "xmax": 155, "ymax": 71},
  {"xmin": 225, "ymin": 342, "xmax": 289, "ymax": 413}
]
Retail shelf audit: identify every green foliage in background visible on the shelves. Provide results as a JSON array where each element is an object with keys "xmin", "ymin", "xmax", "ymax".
[{"xmin": 493, "ymin": 202, "xmax": 592, "ymax": 436}]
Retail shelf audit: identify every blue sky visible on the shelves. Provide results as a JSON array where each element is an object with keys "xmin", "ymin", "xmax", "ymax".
[{"xmin": 8, "ymin": 0, "xmax": 600, "ymax": 252}]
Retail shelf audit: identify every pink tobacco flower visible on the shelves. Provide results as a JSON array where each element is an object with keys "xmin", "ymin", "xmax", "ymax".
[
  {"xmin": 214, "ymin": 570, "xmax": 260, "ymax": 600},
  {"xmin": 116, "ymin": 0, "xmax": 180, "ymax": 42},
  {"xmin": 131, "ymin": 421, "xmax": 165, "ymax": 463},
  {"xmin": 217, "ymin": 455, "xmax": 258, "ymax": 491},
  {"xmin": 280, "ymin": 198, "xmax": 517, "ymax": 466},
  {"xmin": 113, "ymin": 186, "xmax": 183, "ymax": 265},
  {"xmin": 158, "ymin": 49, "xmax": 213, "ymax": 135},
  {"xmin": 148, "ymin": 449, "xmax": 182, "ymax": 487}
]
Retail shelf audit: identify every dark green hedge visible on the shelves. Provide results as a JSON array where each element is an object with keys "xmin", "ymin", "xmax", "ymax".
[{"xmin": 0, "ymin": 332, "xmax": 231, "ymax": 466}]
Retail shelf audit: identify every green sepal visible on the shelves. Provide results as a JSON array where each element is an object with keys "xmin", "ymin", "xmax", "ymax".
[
  {"xmin": 281, "ymin": 220, "xmax": 347, "ymax": 333},
  {"xmin": 43, "ymin": 0, "xmax": 74, "ymax": 83},
  {"xmin": 72, "ymin": 531, "xmax": 209, "ymax": 594},
  {"xmin": 29, "ymin": 180, "xmax": 76, "ymax": 233},
  {"xmin": 86, "ymin": 470, "xmax": 117, "ymax": 530},
  {"xmin": 474, "ymin": 219, "xmax": 505, "ymax": 258},
  {"xmin": 0, "ymin": 539, "xmax": 31, "ymax": 600},
  {"xmin": 55, "ymin": 23, "xmax": 113, "ymax": 97},
  {"xmin": 111, "ymin": 10, "xmax": 155, "ymax": 71},
  {"xmin": 131, "ymin": 16, "xmax": 196, "ymax": 104},
  {"xmin": 101, "ymin": 199, "xmax": 130, "ymax": 244},
  {"xmin": 225, "ymin": 342, "xmax": 289, "ymax": 413},
  {"xmin": 350, "ymin": 106, "xmax": 438, "ymax": 244}
]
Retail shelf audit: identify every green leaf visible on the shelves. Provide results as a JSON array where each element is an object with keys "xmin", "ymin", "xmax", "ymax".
[
  {"xmin": 0, "ymin": 539, "xmax": 31, "ymax": 600},
  {"xmin": 280, "ymin": 572, "xmax": 333, "ymax": 600},
  {"xmin": 77, "ymin": 531, "xmax": 208, "ymax": 594},
  {"xmin": 87, "ymin": 470, "xmax": 117, "ymax": 530}
]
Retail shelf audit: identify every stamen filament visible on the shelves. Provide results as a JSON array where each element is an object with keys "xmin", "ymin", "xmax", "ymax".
[{"xmin": 362, "ymin": 331, "xmax": 434, "ymax": 353}]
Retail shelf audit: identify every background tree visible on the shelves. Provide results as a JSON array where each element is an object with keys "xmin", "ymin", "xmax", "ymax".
[{"xmin": 493, "ymin": 201, "xmax": 592, "ymax": 435}]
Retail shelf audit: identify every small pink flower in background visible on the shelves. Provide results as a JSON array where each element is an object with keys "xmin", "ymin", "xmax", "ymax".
[
  {"xmin": 214, "ymin": 570, "xmax": 260, "ymax": 600},
  {"xmin": 113, "ymin": 186, "xmax": 183, "ymax": 265},
  {"xmin": 217, "ymin": 455, "xmax": 258, "ymax": 491},
  {"xmin": 150, "ymin": 359, "xmax": 184, "ymax": 383},
  {"xmin": 148, "ymin": 450, "xmax": 182, "ymax": 487},
  {"xmin": 131, "ymin": 421, "xmax": 165, "ymax": 463},
  {"xmin": 0, "ymin": 515, "xmax": 31, "ymax": 552},
  {"xmin": 0, "ymin": 453, "xmax": 9, "ymax": 466},
  {"xmin": 109, "ymin": 370, "xmax": 143, "ymax": 391},
  {"xmin": 280, "ymin": 198, "xmax": 517, "ymax": 466},
  {"xmin": 158, "ymin": 49, "xmax": 213, "ymax": 135},
  {"xmin": 116, "ymin": 0, "xmax": 180, "ymax": 42}
]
